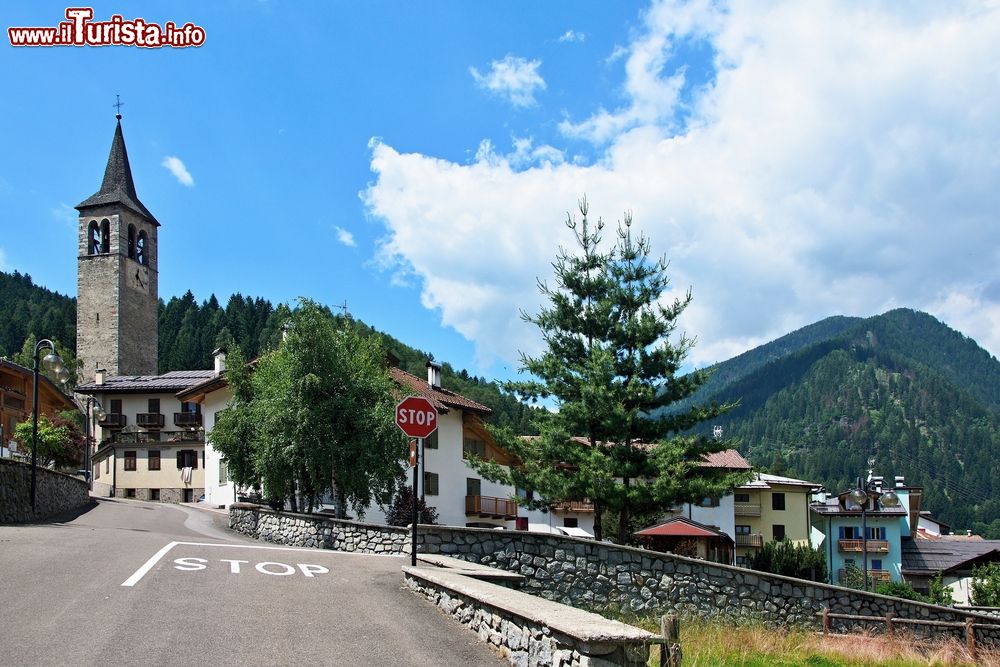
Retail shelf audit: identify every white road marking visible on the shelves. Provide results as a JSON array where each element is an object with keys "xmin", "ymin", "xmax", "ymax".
[
  {"xmin": 121, "ymin": 540, "xmax": 401, "ymax": 587},
  {"xmin": 121, "ymin": 541, "xmax": 179, "ymax": 587}
]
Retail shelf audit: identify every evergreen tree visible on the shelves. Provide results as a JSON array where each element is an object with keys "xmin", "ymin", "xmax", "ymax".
[{"xmin": 470, "ymin": 199, "xmax": 747, "ymax": 542}]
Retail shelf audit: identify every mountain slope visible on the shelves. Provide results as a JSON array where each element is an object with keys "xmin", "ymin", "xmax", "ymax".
[{"xmin": 691, "ymin": 309, "xmax": 1000, "ymax": 533}]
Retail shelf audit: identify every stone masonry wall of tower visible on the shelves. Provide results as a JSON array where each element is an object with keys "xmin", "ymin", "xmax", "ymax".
[{"xmin": 75, "ymin": 118, "xmax": 160, "ymax": 380}]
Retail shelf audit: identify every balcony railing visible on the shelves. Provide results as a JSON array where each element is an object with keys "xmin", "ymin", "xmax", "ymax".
[
  {"xmin": 551, "ymin": 500, "xmax": 595, "ymax": 513},
  {"xmin": 136, "ymin": 412, "xmax": 165, "ymax": 428},
  {"xmin": 110, "ymin": 430, "xmax": 204, "ymax": 445},
  {"xmin": 735, "ymin": 533, "xmax": 764, "ymax": 548},
  {"xmin": 174, "ymin": 412, "xmax": 203, "ymax": 427},
  {"xmin": 98, "ymin": 413, "xmax": 126, "ymax": 428},
  {"xmin": 838, "ymin": 568, "xmax": 891, "ymax": 584},
  {"xmin": 734, "ymin": 502, "xmax": 761, "ymax": 517},
  {"xmin": 838, "ymin": 539, "xmax": 890, "ymax": 553},
  {"xmin": 465, "ymin": 495, "xmax": 518, "ymax": 520}
]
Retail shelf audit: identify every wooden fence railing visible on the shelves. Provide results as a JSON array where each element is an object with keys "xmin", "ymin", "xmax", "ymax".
[{"xmin": 818, "ymin": 608, "xmax": 1000, "ymax": 660}]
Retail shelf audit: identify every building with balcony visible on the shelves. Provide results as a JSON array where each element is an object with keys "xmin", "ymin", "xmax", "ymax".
[
  {"xmin": 732, "ymin": 472, "xmax": 821, "ymax": 566},
  {"xmin": 1, "ymin": 359, "xmax": 78, "ymax": 461},
  {"xmin": 662, "ymin": 449, "xmax": 753, "ymax": 547},
  {"xmin": 810, "ymin": 476, "xmax": 922, "ymax": 587},
  {"xmin": 76, "ymin": 369, "xmax": 215, "ymax": 502},
  {"xmin": 180, "ymin": 353, "xmax": 595, "ymax": 534}
]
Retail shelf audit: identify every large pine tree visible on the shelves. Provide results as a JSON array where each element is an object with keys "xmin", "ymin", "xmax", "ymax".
[{"xmin": 472, "ymin": 199, "xmax": 748, "ymax": 542}]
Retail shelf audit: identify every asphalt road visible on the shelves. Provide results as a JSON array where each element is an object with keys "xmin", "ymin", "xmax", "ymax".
[{"xmin": 0, "ymin": 497, "xmax": 504, "ymax": 667}]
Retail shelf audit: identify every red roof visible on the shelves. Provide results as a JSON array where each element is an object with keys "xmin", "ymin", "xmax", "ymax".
[
  {"xmin": 700, "ymin": 449, "xmax": 751, "ymax": 470},
  {"xmin": 634, "ymin": 517, "xmax": 730, "ymax": 539},
  {"xmin": 389, "ymin": 367, "xmax": 491, "ymax": 416}
]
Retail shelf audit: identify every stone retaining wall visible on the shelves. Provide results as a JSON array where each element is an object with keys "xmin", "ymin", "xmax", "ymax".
[
  {"xmin": 0, "ymin": 459, "xmax": 91, "ymax": 523},
  {"xmin": 404, "ymin": 568, "xmax": 650, "ymax": 666},
  {"xmin": 229, "ymin": 504, "xmax": 1000, "ymax": 644},
  {"xmin": 230, "ymin": 503, "xmax": 409, "ymax": 552}
]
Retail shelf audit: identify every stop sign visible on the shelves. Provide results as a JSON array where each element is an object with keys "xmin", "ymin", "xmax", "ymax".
[{"xmin": 395, "ymin": 396, "xmax": 438, "ymax": 439}]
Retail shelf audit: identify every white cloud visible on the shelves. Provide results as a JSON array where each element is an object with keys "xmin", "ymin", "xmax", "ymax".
[
  {"xmin": 161, "ymin": 156, "xmax": 194, "ymax": 187},
  {"xmin": 558, "ymin": 30, "xmax": 586, "ymax": 43},
  {"xmin": 50, "ymin": 203, "xmax": 76, "ymax": 228},
  {"xmin": 470, "ymin": 55, "xmax": 546, "ymax": 108},
  {"xmin": 0, "ymin": 247, "xmax": 7, "ymax": 271},
  {"xmin": 334, "ymin": 226, "xmax": 357, "ymax": 248},
  {"xmin": 366, "ymin": 0, "xmax": 1000, "ymax": 369}
]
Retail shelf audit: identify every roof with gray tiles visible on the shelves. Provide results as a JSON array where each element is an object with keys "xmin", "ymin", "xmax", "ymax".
[{"xmin": 77, "ymin": 370, "xmax": 215, "ymax": 394}]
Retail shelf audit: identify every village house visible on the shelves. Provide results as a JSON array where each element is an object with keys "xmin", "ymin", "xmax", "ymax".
[
  {"xmin": 730, "ymin": 472, "xmax": 821, "ymax": 566},
  {"xmin": 0, "ymin": 359, "xmax": 77, "ymax": 461},
  {"xmin": 810, "ymin": 476, "xmax": 922, "ymax": 586},
  {"xmin": 76, "ymin": 369, "xmax": 213, "ymax": 502}
]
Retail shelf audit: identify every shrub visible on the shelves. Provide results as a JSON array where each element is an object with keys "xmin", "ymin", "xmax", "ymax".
[
  {"xmin": 750, "ymin": 539, "xmax": 828, "ymax": 582},
  {"xmin": 385, "ymin": 485, "xmax": 438, "ymax": 526}
]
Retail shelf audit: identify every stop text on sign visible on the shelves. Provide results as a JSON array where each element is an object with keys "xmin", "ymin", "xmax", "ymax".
[
  {"xmin": 398, "ymin": 408, "xmax": 434, "ymax": 426},
  {"xmin": 395, "ymin": 395, "xmax": 438, "ymax": 438}
]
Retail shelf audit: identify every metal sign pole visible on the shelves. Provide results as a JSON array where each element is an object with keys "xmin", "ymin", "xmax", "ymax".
[{"xmin": 411, "ymin": 437, "xmax": 421, "ymax": 566}]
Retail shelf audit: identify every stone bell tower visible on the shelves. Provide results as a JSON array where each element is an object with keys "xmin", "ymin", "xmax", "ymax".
[{"xmin": 75, "ymin": 112, "xmax": 159, "ymax": 379}]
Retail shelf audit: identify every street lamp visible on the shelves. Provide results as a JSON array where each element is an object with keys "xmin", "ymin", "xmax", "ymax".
[
  {"xmin": 31, "ymin": 339, "xmax": 66, "ymax": 512},
  {"xmin": 848, "ymin": 476, "xmax": 900, "ymax": 591},
  {"xmin": 84, "ymin": 397, "xmax": 105, "ymax": 490}
]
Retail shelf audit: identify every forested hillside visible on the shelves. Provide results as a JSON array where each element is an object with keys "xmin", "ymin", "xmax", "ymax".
[
  {"xmin": 0, "ymin": 271, "xmax": 76, "ymax": 358},
  {"xmin": 0, "ymin": 271, "xmax": 540, "ymax": 434},
  {"xmin": 692, "ymin": 309, "xmax": 1000, "ymax": 534}
]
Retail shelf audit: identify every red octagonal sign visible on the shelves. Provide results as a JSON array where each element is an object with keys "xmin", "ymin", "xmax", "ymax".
[{"xmin": 395, "ymin": 396, "xmax": 438, "ymax": 439}]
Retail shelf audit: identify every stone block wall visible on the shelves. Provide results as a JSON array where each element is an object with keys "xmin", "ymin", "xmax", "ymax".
[
  {"xmin": 229, "ymin": 504, "xmax": 1000, "ymax": 644},
  {"xmin": 404, "ymin": 570, "xmax": 650, "ymax": 666},
  {"xmin": 0, "ymin": 459, "xmax": 91, "ymax": 523},
  {"xmin": 230, "ymin": 503, "xmax": 409, "ymax": 552}
]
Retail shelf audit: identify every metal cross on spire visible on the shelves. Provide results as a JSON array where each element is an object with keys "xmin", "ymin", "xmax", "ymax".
[{"xmin": 113, "ymin": 94, "xmax": 124, "ymax": 120}]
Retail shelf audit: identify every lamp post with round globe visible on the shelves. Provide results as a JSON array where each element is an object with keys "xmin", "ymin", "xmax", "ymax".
[
  {"xmin": 31, "ymin": 339, "xmax": 68, "ymax": 512},
  {"xmin": 848, "ymin": 475, "xmax": 900, "ymax": 591}
]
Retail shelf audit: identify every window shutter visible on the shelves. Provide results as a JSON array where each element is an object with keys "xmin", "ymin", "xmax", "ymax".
[
  {"xmin": 192, "ymin": 451, "xmax": 198, "ymax": 469},
  {"xmin": 177, "ymin": 451, "xmax": 183, "ymax": 469}
]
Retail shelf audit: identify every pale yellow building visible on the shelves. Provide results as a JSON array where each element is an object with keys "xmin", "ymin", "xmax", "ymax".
[
  {"xmin": 77, "ymin": 369, "xmax": 214, "ymax": 502},
  {"xmin": 733, "ymin": 473, "xmax": 821, "ymax": 566}
]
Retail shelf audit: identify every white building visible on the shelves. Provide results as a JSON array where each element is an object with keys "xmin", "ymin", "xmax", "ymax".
[{"xmin": 178, "ymin": 354, "xmax": 596, "ymax": 535}]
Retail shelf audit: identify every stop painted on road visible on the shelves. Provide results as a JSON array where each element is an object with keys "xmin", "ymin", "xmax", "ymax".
[{"xmin": 173, "ymin": 557, "xmax": 329, "ymax": 577}]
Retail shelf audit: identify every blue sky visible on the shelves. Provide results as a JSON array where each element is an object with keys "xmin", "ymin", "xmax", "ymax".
[{"xmin": 2, "ymin": 1, "xmax": 998, "ymax": 382}]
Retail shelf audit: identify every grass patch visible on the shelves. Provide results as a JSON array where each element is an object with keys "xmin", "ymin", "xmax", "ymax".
[{"xmin": 614, "ymin": 614, "xmax": 997, "ymax": 666}]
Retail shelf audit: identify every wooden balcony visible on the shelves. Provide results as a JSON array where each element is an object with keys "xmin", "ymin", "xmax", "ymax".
[
  {"xmin": 838, "ymin": 539, "xmax": 890, "ymax": 553},
  {"xmin": 136, "ymin": 412, "xmax": 165, "ymax": 428},
  {"xmin": 736, "ymin": 533, "xmax": 764, "ymax": 548},
  {"xmin": 734, "ymin": 502, "xmax": 761, "ymax": 517},
  {"xmin": 551, "ymin": 500, "xmax": 595, "ymax": 513},
  {"xmin": 465, "ymin": 495, "xmax": 517, "ymax": 520},
  {"xmin": 98, "ymin": 413, "xmax": 126, "ymax": 428},
  {"xmin": 173, "ymin": 412, "xmax": 203, "ymax": 427},
  {"xmin": 838, "ymin": 568, "xmax": 891, "ymax": 584}
]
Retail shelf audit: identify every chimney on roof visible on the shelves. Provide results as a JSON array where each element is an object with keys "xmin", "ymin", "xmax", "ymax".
[
  {"xmin": 895, "ymin": 476, "xmax": 905, "ymax": 488},
  {"xmin": 426, "ymin": 360, "xmax": 441, "ymax": 389},
  {"xmin": 213, "ymin": 348, "xmax": 227, "ymax": 376},
  {"xmin": 872, "ymin": 476, "xmax": 884, "ymax": 492},
  {"xmin": 95, "ymin": 368, "xmax": 106, "ymax": 386}
]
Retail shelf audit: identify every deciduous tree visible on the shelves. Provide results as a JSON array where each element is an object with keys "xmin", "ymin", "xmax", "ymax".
[{"xmin": 210, "ymin": 299, "xmax": 408, "ymax": 517}]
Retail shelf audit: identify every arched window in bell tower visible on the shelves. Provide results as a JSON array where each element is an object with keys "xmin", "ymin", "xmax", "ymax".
[
  {"xmin": 88, "ymin": 221, "xmax": 101, "ymax": 254},
  {"xmin": 127, "ymin": 224, "xmax": 136, "ymax": 259},
  {"xmin": 136, "ymin": 230, "xmax": 148, "ymax": 266},
  {"xmin": 100, "ymin": 219, "xmax": 111, "ymax": 254}
]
